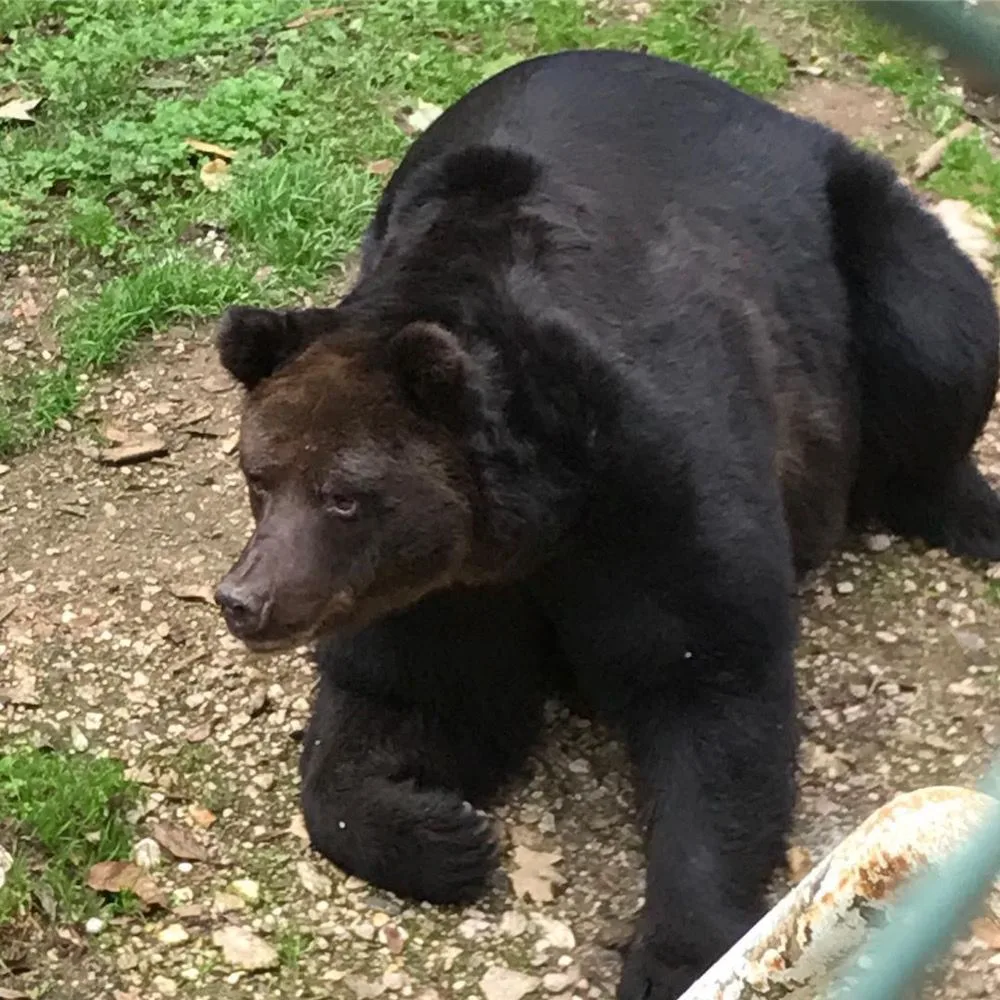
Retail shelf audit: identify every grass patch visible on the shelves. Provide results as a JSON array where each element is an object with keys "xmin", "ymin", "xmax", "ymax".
[
  {"xmin": 0, "ymin": 0, "xmax": 784, "ymax": 458},
  {"xmin": 771, "ymin": 0, "xmax": 964, "ymax": 132},
  {"xmin": 0, "ymin": 747, "xmax": 141, "ymax": 927}
]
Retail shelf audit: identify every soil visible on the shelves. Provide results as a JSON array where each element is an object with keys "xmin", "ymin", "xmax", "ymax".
[{"xmin": 3, "ymin": 19, "xmax": 1000, "ymax": 1000}]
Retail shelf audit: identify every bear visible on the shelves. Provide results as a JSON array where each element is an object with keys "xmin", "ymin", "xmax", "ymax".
[{"xmin": 213, "ymin": 49, "xmax": 1000, "ymax": 1000}]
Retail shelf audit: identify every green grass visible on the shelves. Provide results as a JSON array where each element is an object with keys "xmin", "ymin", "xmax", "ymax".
[
  {"xmin": 0, "ymin": 0, "xmax": 785, "ymax": 458},
  {"xmin": 0, "ymin": 747, "xmax": 141, "ymax": 927}
]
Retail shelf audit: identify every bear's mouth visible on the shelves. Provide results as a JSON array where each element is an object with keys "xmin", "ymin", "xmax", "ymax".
[{"xmin": 233, "ymin": 588, "xmax": 359, "ymax": 653}]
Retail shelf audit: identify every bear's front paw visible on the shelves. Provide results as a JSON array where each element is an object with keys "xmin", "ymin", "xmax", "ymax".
[
  {"xmin": 303, "ymin": 781, "xmax": 498, "ymax": 905},
  {"xmin": 617, "ymin": 942, "xmax": 703, "ymax": 1000}
]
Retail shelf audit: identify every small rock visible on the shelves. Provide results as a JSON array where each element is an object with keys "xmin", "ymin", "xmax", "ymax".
[
  {"xmin": 213, "ymin": 891, "xmax": 246, "ymax": 913},
  {"xmin": 534, "ymin": 915, "xmax": 576, "ymax": 951},
  {"xmin": 875, "ymin": 630, "xmax": 898, "ymax": 644},
  {"xmin": 378, "ymin": 923, "xmax": 408, "ymax": 954},
  {"xmin": 352, "ymin": 920, "xmax": 377, "ymax": 942},
  {"xmin": 955, "ymin": 629, "xmax": 987, "ymax": 654},
  {"xmin": 252, "ymin": 772, "xmax": 275, "ymax": 791},
  {"xmin": 542, "ymin": 971, "xmax": 576, "ymax": 993},
  {"xmin": 297, "ymin": 860, "xmax": 333, "ymax": 897},
  {"xmin": 152, "ymin": 976, "xmax": 179, "ymax": 997},
  {"xmin": 382, "ymin": 969, "xmax": 408, "ymax": 991},
  {"xmin": 345, "ymin": 976, "xmax": 386, "ymax": 998},
  {"xmin": 480, "ymin": 966, "xmax": 541, "ymax": 1000},
  {"xmin": 500, "ymin": 911, "xmax": 529, "ymax": 937},
  {"xmin": 864, "ymin": 533, "xmax": 892, "ymax": 552},
  {"xmin": 158, "ymin": 923, "xmax": 190, "ymax": 946},
  {"xmin": 229, "ymin": 878, "xmax": 260, "ymax": 903},
  {"xmin": 211, "ymin": 926, "xmax": 279, "ymax": 971},
  {"xmin": 134, "ymin": 838, "xmax": 162, "ymax": 869},
  {"xmin": 84, "ymin": 916, "xmax": 105, "ymax": 935},
  {"xmin": 836, "ymin": 581, "xmax": 855, "ymax": 595}
]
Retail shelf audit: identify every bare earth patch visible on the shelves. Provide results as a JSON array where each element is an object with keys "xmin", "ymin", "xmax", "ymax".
[{"xmin": 3, "ymin": 72, "xmax": 1000, "ymax": 1000}]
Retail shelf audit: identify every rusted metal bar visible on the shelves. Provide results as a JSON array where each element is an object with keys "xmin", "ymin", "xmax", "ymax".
[{"xmin": 676, "ymin": 787, "xmax": 1000, "ymax": 1000}]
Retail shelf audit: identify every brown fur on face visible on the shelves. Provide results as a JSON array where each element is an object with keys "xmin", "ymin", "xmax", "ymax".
[{"xmin": 217, "ymin": 339, "xmax": 477, "ymax": 649}]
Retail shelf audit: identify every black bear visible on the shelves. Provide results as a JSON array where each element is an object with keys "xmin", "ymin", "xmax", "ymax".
[{"xmin": 213, "ymin": 50, "xmax": 1000, "ymax": 1000}]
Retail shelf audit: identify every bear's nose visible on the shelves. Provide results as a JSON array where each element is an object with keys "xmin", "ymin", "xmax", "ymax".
[{"xmin": 215, "ymin": 580, "xmax": 270, "ymax": 637}]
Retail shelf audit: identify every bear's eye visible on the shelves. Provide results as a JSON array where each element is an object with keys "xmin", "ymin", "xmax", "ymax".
[{"xmin": 327, "ymin": 495, "xmax": 359, "ymax": 520}]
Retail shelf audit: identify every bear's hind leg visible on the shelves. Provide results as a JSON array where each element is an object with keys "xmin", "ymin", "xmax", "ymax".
[
  {"xmin": 300, "ymin": 585, "xmax": 550, "ymax": 904},
  {"xmin": 880, "ymin": 456, "xmax": 1000, "ymax": 561},
  {"xmin": 826, "ymin": 139, "xmax": 1000, "ymax": 560}
]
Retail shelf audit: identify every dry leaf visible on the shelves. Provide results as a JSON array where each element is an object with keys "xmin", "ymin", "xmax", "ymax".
[
  {"xmin": 189, "ymin": 804, "xmax": 217, "ymax": 828},
  {"xmin": 509, "ymin": 845, "xmax": 565, "ymax": 903},
  {"xmin": 367, "ymin": 158, "xmax": 395, "ymax": 176},
  {"xmin": 169, "ymin": 583, "xmax": 216, "ymax": 605},
  {"xmin": 0, "ymin": 97, "xmax": 42, "ymax": 122},
  {"xmin": 785, "ymin": 844, "xmax": 814, "ymax": 885},
  {"xmin": 151, "ymin": 821, "xmax": 209, "ymax": 862},
  {"xmin": 404, "ymin": 99, "xmax": 444, "ymax": 134},
  {"xmin": 971, "ymin": 916, "xmax": 1000, "ymax": 949},
  {"xmin": 200, "ymin": 157, "xmax": 232, "ymax": 192},
  {"xmin": 86, "ymin": 860, "xmax": 168, "ymax": 908},
  {"xmin": 212, "ymin": 925, "xmax": 280, "ymax": 970},
  {"xmin": 185, "ymin": 138, "xmax": 237, "ymax": 159},
  {"xmin": 285, "ymin": 6, "xmax": 345, "ymax": 29}
]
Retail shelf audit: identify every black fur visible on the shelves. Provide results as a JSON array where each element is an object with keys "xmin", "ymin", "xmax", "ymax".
[{"xmin": 283, "ymin": 50, "xmax": 1000, "ymax": 999}]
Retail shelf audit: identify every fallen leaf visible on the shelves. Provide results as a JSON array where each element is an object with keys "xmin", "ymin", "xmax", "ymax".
[
  {"xmin": 785, "ymin": 844, "xmax": 814, "ymax": 885},
  {"xmin": 169, "ymin": 583, "xmax": 216, "ymax": 605},
  {"xmin": 297, "ymin": 860, "xmax": 333, "ymax": 897},
  {"xmin": 367, "ymin": 158, "xmax": 395, "ymax": 176},
  {"xmin": 151, "ymin": 822, "xmax": 209, "ymax": 862},
  {"xmin": 185, "ymin": 138, "xmax": 237, "ymax": 160},
  {"xmin": 98, "ymin": 434, "xmax": 168, "ymax": 466},
  {"xmin": 200, "ymin": 157, "xmax": 232, "ymax": 192},
  {"xmin": 86, "ymin": 860, "xmax": 168, "ymax": 908},
  {"xmin": 971, "ymin": 916, "xmax": 1000, "ymax": 949},
  {"xmin": 189, "ymin": 804, "xmax": 217, "ymax": 828},
  {"xmin": 403, "ymin": 99, "xmax": 444, "ymax": 134},
  {"xmin": 285, "ymin": 6, "xmax": 345, "ymax": 29},
  {"xmin": 509, "ymin": 845, "xmax": 565, "ymax": 904},
  {"xmin": 0, "ymin": 97, "xmax": 42, "ymax": 122},
  {"xmin": 212, "ymin": 925, "xmax": 280, "ymax": 971}
]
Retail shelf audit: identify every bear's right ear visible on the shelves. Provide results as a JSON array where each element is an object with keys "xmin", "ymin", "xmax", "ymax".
[{"xmin": 217, "ymin": 306, "xmax": 318, "ymax": 390}]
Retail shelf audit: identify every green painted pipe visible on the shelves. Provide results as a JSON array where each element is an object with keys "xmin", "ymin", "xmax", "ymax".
[
  {"xmin": 862, "ymin": 0, "xmax": 1000, "ymax": 93},
  {"xmin": 832, "ymin": 755, "xmax": 1000, "ymax": 999}
]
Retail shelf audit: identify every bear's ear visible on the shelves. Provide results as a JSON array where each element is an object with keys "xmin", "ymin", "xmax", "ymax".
[
  {"xmin": 217, "ymin": 306, "xmax": 319, "ymax": 390},
  {"xmin": 388, "ymin": 322, "xmax": 480, "ymax": 427}
]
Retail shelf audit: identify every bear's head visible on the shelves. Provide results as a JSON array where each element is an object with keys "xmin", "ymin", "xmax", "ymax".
[{"xmin": 213, "ymin": 305, "xmax": 492, "ymax": 650}]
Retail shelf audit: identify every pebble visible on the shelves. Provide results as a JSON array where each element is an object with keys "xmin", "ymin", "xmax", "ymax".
[
  {"xmin": 229, "ymin": 878, "xmax": 261, "ymax": 903},
  {"xmin": 84, "ymin": 916, "xmax": 105, "ymax": 935},
  {"xmin": 836, "ymin": 581, "xmax": 855, "ymax": 595},
  {"xmin": 534, "ymin": 915, "xmax": 576, "ymax": 951},
  {"xmin": 152, "ymin": 975, "xmax": 179, "ymax": 997},
  {"xmin": 158, "ymin": 923, "xmax": 190, "ymax": 946},
  {"xmin": 134, "ymin": 837, "xmax": 162, "ymax": 868},
  {"xmin": 480, "ymin": 966, "xmax": 542, "ymax": 1000}
]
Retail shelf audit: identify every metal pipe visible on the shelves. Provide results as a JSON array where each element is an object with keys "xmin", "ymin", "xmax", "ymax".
[{"xmin": 676, "ymin": 787, "xmax": 1000, "ymax": 1000}]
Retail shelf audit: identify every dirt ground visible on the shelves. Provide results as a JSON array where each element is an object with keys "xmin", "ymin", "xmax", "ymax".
[{"xmin": 4, "ymin": 27, "xmax": 1000, "ymax": 1000}]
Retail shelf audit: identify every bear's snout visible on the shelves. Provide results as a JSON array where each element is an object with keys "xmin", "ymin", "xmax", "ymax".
[{"xmin": 215, "ymin": 576, "xmax": 272, "ymax": 640}]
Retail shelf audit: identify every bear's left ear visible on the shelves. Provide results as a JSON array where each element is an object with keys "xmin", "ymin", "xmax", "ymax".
[
  {"xmin": 217, "ymin": 306, "xmax": 321, "ymax": 390},
  {"xmin": 388, "ymin": 322, "xmax": 481, "ymax": 428}
]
